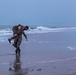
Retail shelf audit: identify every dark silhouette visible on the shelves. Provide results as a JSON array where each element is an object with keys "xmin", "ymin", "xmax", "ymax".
[{"xmin": 8, "ymin": 24, "xmax": 29, "ymax": 54}]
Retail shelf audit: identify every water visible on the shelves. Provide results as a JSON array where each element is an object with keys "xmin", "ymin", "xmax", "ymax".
[
  {"xmin": 0, "ymin": 25, "xmax": 76, "ymax": 42},
  {"xmin": 1, "ymin": 25, "xmax": 76, "ymax": 60},
  {"xmin": 0, "ymin": 25, "xmax": 76, "ymax": 75}
]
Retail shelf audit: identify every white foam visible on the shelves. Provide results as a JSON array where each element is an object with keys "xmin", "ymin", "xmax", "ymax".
[
  {"xmin": 27, "ymin": 26, "xmax": 76, "ymax": 34},
  {"xmin": 0, "ymin": 26, "xmax": 76, "ymax": 36},
  {"xmin": 0, "ymin": 28, "xmax": 12, "ymax": 36},
  {"xmin": 0, "ymin": 26, "xmax": 76, "ymax": 42},
  {"xmin": 67, "ymin": 46, "xmax": 76, "ymax": 50}
]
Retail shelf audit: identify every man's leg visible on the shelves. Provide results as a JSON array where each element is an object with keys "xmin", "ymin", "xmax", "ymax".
[
  {"xmin": 13, "ymin": 37, "xmax": 18, "ymax": 48},
  {"xmin": 8, "ymin": 36, "xmax": 16, "ymax": 43},
  {"xmin": 16, "ymin": 37, "xmax": 22, "ymax": 53}
]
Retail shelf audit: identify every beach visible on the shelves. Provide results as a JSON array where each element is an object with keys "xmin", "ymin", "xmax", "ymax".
[
  {"xmin": 0, "ymin": 0, "xmax": 76, "ymax": 74},
  {"xmin": 0, "ymin": 27, "xmax": 76, "ymax": 75}
]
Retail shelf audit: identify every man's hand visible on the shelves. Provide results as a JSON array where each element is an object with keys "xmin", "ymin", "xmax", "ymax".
[{"xmin": 14, "ymin": 34, "xmax": 17, "ymax": 36}]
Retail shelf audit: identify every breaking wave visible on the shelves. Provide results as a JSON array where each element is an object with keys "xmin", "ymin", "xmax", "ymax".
[
  {"xmin": 0, "ymin": 26, "xmax": 76, "ymax": 36},
  {"xmin": 27, "ymin": 26, "xmax": 76, "ymax": 34}
]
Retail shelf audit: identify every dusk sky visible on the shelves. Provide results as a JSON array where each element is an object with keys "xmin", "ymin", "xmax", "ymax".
[{"xmin": 0, "ymin": 0, "xmax": 76, "ymax": 26}]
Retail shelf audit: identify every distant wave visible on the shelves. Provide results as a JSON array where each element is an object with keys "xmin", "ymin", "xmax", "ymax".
[
  {"xmin": 0, "ymin": 26, "xmax": 76, "ymax": 37},
  {"xmin": 25, "ymin": 26, "xmax": 76, "ymax": 34},
  {"xmin": 67, "ymin": 46, "xmax": 76, "ymax": 50},
  {"xmin": 0, "ymin": 28, "xmax": 12, "ymax": 36}
]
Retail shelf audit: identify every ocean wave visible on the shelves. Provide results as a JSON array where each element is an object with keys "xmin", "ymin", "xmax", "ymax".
[
  {"xmin": 0, "ymin": 26, "xmax": 76, "ymax": 36},
  {"xmin": 0, "ymin": 28, "xmax": 12, "ymax": 36},
  {"xmin": 67, "ymin": 46, "xmax": 76, "ymax": 50},
  {"xmin": 27, "ymin": 26, "xmax": 76, "ymax": 34}
]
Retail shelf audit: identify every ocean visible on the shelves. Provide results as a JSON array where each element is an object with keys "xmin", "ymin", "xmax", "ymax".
[
  {"xmin": 0, "ymin": 25, "xmax": 76, "ymax": 75},
  {"xmin": 0, "ymin": 25, "xmax": 76, "ymax": 43}
]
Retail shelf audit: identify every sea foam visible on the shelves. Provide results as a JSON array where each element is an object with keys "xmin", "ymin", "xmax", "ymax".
[{"xmin": 0, "ymin": 26, "xmax": 76, "ymax": 36}]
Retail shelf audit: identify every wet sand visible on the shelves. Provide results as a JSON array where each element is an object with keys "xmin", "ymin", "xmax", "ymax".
[{"xmin": 0, "ymin": 32, "xmax": 76, "ymax": 75}]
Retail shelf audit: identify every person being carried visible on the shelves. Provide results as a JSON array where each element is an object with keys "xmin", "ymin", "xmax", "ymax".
[{"xmin": 8, "ymin": 24, "xmax": 29, "ymax": 54}]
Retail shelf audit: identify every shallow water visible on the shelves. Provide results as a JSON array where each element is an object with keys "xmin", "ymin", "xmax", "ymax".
[{"xmin": 0, "ymin": 31, "xmax": 76, "ymax": 75}]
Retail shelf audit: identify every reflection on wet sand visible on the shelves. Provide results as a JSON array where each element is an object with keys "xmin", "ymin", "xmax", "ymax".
[
  {"xmin": 9, "ymin": 54, "xmax": 28, "ymax": 75},
  {"xmin": 9, "ymin": 53, "xmax": 42, "ymax": 75}
]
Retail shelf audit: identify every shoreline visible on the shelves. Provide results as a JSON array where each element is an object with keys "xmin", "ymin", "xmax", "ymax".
[{"xmin": 0, "ymin": 32, "xmax": 76, "ymax": 75}]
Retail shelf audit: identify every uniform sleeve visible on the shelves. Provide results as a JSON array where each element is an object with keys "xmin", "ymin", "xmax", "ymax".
[{"xmin": 23, "ymin": 31, "xmax": 27, "ymax": 39}]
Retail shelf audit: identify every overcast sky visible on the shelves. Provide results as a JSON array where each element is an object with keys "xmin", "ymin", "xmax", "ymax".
[{"xmin": 0, "ymin": 0, "xmax": 76, "ymax": 26}]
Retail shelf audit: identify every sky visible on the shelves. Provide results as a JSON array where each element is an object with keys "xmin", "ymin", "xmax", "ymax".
[{"xmin": 0, "ymin": 0, "xmax": 76, "ymax": 26}]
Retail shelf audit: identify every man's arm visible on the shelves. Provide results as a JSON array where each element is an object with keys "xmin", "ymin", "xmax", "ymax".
[{"xmin": 23, "ymin": 31, "xmax": 27, "ymax": 40}]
